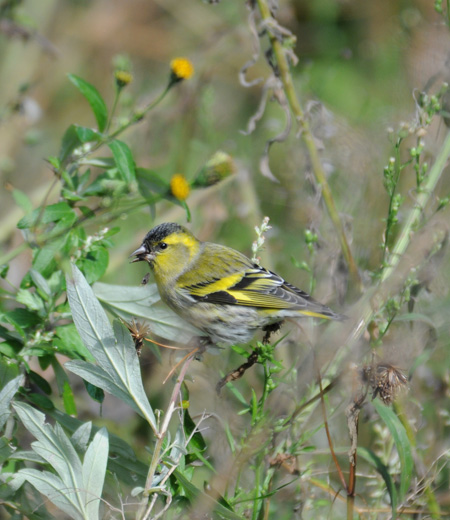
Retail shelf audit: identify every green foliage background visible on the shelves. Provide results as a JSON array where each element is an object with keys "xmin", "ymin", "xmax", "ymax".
[{"xmin": 1, "ymin": 0, "xmax": 450, "ymax": 519}]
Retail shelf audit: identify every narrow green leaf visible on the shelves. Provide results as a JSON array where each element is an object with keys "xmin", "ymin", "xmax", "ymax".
[
  {"xmin": 358, "ymin": 446, "xmax": 397, "ymax": 514},
  {"xmin": 68, "ymin": 74, "xmax": 108, "ymax": 132},
  {"xmin": 62, "ymin": 381, "xmax": 78, "ymax": 416},
  {"xmin": 82, "ymin": 427, "xmax": 108, "ymax": 520},
  {"xmin": 108, "ymin": 139, "xmax": 136, "ymax": 183},
  {"xmin": 373, "ymin": 399, "xmax": 414, "ymax": 503}
]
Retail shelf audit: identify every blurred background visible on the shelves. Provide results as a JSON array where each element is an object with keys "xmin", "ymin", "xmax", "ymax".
[
  {"xmin": 2, "ymin": 0, "xmax": 449, "ymax": 286},
  {"xmin": 2, "ymin": 0, "xmax": 450, "ymax": 517}
]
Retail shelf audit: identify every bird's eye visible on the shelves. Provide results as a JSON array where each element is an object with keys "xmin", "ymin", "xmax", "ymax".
[{"xmin": 159, "ymin": 242, "xmax": 168, "ymax": 250}]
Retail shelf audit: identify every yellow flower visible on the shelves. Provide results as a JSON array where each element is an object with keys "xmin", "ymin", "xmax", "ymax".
[
  {"xmin": 115, "ymin": 70, "xmax": 133, "ymax": 88},
  {"xmin": 170, "ymin": 58, "xmax": 194, "ymax": 81},
  {"xmin": 170, "ymin": 174, "xmax": 190, "ymax": 201}
]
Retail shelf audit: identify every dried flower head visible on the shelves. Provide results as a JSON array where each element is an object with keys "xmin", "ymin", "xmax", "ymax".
[
  {"xmin": 170, "ymin": 57, "xmax": 194, "ymax": 83},
  {"xmin": 125, "ymin": 319, "xmax": 151, "ymax": 357},
  {"xmin": 170, "ymin": 174, "xmax": 190, "ymax": 201},
  {"xmin": 115, "ymin": 70, "xmax": 133, "ymax": 89},
  {"xmin": 362, "ymin": 363, "xmax": 408, "ymax": 405}
]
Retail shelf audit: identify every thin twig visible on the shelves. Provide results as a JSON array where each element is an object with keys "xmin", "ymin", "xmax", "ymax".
[
  {"xmin": 255, "ymin": 0, "xmax": 362, "ymax": 292},
  {"xmin": 318, "ymin": 371, "xmax": 348, "ymax": 492}
]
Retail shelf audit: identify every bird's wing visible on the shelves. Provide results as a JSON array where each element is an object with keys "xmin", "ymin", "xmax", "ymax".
[{"xmin": 183, "ymin": 252, "xmax": 339, "ymax": 319}]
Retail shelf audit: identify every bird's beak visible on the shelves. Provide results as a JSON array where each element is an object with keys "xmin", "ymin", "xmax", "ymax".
[{"xmin": 129, "ymin": 244, "xmax": 150, "ymax": 263}]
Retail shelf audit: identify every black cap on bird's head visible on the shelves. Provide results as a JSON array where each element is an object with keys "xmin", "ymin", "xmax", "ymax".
[{"xmin": 130, "ymin": 222, "xmax": 187, "ymax": 264}]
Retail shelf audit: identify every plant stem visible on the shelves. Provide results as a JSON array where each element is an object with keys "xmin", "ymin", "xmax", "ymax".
[
  {"xmin": 381, "ymin": 130, "xmax": 450, "ymax": 283},
  {"xmin": 136, "ymin": 352, "xmax": 195, "ymax": 520},
  {"xmin": 255, "ymin": 0, "xmax": 362, "ymax": 293}
]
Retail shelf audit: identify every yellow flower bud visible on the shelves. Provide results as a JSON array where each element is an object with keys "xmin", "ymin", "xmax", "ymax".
[
  {"xmin": 115, "ymin": 70, "xmax": 133, "ymax": 89},
  {"xmin": 193, "ymin": 151, "xmax": 236, "ymax": 187}
]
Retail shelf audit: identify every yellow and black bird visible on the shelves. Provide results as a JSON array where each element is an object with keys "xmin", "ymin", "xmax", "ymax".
[{"xmin": 131, "ymin": 223, "xmax": 344, "ymax": 346}]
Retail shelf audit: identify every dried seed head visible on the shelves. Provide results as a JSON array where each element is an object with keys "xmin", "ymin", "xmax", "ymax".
[
  {"xmin": 126, "ymin": 319, "xmax": 151, "ymax": 356},
  {"xmin": 362, "ymin": 363, "xmax": 408, "ymax": 405}
]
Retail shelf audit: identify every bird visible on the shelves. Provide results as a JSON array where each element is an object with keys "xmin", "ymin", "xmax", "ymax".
[{"xmin": 131, "ymin": 222, "xmax": 345, "ymax": 347}]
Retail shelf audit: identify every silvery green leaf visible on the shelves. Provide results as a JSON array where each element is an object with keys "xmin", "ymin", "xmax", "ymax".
[
  {"xmin": 66, "ymin": 265, "xmax": 156, "ymax": 431},
  {"xmin": 0, "ymin": 375, "xmax": 23, "ymax": 430},
  {"xmin": 71, "ymin": 422, "xmax": 92, "ymax": 453},
  {"xmin": 17, "ymin": 468, "xmax": 84, "ymax": 520},
  {"xmin": 13, "ymin": 402, "xmax": 89, "ymax": 518},
  {"xmin": 82, "ymin": 427, "xmax": 108, "ymax": 520},
  {"xmin": 93, "ymin": 282, "xmax": 200, "ymax": 341},
  {"xmin": 66, "ymin": 265, "xmax": 116, "ymax": 373},
  {"xmin": 49, "ymin": 408, "xmax": 147, "ymax": 487},
  {"xmin": 10, "ymin": 450, "xmax": 47, "ymax": 464}
]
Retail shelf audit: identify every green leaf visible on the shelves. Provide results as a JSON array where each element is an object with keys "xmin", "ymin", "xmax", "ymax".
[
  {"xmin": 48, "ymin": 408, "xmax": 147, "ymax": 486},
  {"xmin": 108, "ymin": 139, "xmax": 136, "ymax": 183},
  {"xmin": 0, "ymin": 264, "xmax": 9, "ymax": 278},
  {"xmin": 14, "ymin": 469, "xmax": 84, "ymax": 520},
  {"xmin": 84, "ymin": 381, "xmax": 105, "ymax": 403},
  {"xmin": 58, "ymin": 124, "xmax": 83, "ymax": 163},
  {"xmin": 16, "ymin": 289, "xmax": 45, "ymax": 313},
  {"xmin": 60, "ymin": 383, "xmax": 76, "ymax": 416},
  {"xmin": 28, "ymin": 370, "xmax": 52, "ymax": 395},
  {"xmin": 0, "ymin": 436, "xmax": 14, "ymax": 465},
  {"xmin": 13, "ymin": 402, "xmax": 88, "ymax": 519},
  {"xmin": 17, "ymin": 201, "xmax": 76, "ymax": 230},
  {"xmin": 12, "ymin": 188, "xmax": 33, "ymax": 213},
  {"xmin": 51, "ymin": 357, "xmax": 78, "ymax": 415},
  {"xmin": 358, "ymin": 447, "xmax": 397, "ymax": 514},
  {"xmin": 373, "ymin": 399, "xmax": 413, "ymax": 504},
  {"xmin": 54, "ymin": 323, "xmax": 93, "ymax": 361},
  {"xmin": 25, "ymin": 392, "xmax": 55, "ymax": 410},
  {"xmin": 71, "ymin": 422, "xmax": 92, "ymax": 453},
  {"xmin": 65, "ymin": 265, "xmax": 156, "ymax": 432},
  {"xmin": 75, "ymin": 125, "xmax": 101, "ymax": 143},
  {"xmin": 4, "ymin": 308, "xmax": 40, "ymax": 336},
  {"xmin": 68, "ymin": 74, "xmax": 108, "ymax": 132},
  {"xmin": 136, "ymin": 167, "xmax": 168, "ymax": 198},
  {"xmin": 0, "ymin": 375, "xmax": 24, "ymax": 430},
  {"xmin": 82, "ymin": 427, "xmax": 108, "ymax": 520},
  {"xmin": 30, "ymin": 269, "xmax": 51, "ymax": 300},
  {"xmin": 93, "ymin": 282, "xmax": 200, "ymax": 342},
  {"xmin": 76, "ymin": 246, "xmax": 109, "ymax": 284}
]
